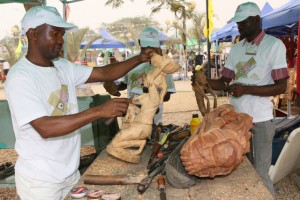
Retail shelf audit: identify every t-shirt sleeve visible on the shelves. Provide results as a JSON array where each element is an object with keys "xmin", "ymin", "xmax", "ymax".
[
  {"xmin": 54, "ymin": 59, "xmax": 92, "ymax": 86},
  {"xmin": 270, "ymin": 39, "xmax": 287, "ymax": 70},
  {"xmin": 270, "ymin": 39, "xmax": 289, "ymax": 80},
  {"xmin": 72, "ymin": 63, "xmax": 93, "ymax": 86}
]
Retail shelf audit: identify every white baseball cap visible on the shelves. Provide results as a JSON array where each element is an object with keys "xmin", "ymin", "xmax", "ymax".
[
  {"xmin": 228, "ymin": 2, "xmax": 261, "ymax": 23},
  {"xmin": 139, "ymin": 27, "xmax": 160, "ymax": 48},
  {"xmin": 21, "ymin": 6, "xmax": 78, "ymax": 33}
]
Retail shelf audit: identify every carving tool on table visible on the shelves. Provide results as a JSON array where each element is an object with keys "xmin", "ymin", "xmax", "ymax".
[{"xmin": 157, "ymin": 175, "xmax": 167, "ymax": 200}]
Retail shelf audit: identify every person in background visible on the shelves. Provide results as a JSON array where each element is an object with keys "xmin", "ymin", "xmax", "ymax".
[
  {"xmin": 4, "ymin": 6, "xmax": 154, "ymax": 200},
  {"xmin": 3, "ymin": 61, "xmax": 10, "ymax": 77},
  {"xmin": 109, "ymin": 27, "xmax": 176, "ymax": 125},
  {"xmin": 81, "ymin": 56, "xmax": 88, "ymax": 66},
  {"xmin": 194, "ymin": 51, "xmax": 204, "ymax": 67},
  {"xmin": 187, "ymin": 51, "xmax": 195, "ymax": 71},
  {"xmin": 96, "ymin": 53, "xmax": 104, "ymax": 66},
  {"xmin": 192, "ymin": 2, "xmax": 288, "ymax": 196},
  {"xmin": 167, "ymin": 48, "xmax": 173, "ymax": 58}
]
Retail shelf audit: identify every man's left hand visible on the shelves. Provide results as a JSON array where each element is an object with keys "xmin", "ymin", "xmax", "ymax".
[
  {"xmin": 139, "ymin": 47, "xmax": 156, "ymax": 62},
  {"xmin": 228, "ymin": 83, "xmax": 245, "ymax": 97}
]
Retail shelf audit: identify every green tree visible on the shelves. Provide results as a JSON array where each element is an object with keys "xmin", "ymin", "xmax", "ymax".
[
  {"xmin": 0, "ymin": 29, "xmax": 24, "ymax": 66},
  {"xmin": 102, "ymin": 16, "xmax": 160, "ymax": 49},
  {"xmin": 105, "ymin": 0, "xmax": 196, "ymax": 50},
  {"xmin": 0, "ymin": 43, "xmax": 23, "ymax": 66},
  {"xmin": 66, "ymin": 28, "xmax": 90, "ymax": 62},
  {"xmin": 187, "ymin": 11, "xmax": 206, "ymax": 53}
]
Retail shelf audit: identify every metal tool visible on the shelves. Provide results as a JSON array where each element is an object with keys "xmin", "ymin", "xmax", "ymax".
[
  {"xmin": 84, "ymin": 165, "xmax": 164, "ymax": 197},
  {"xmin": 137, "ymin": 164, "xmax": 165, "ymax": 196},
  {"xmin": 148, "ymin": 124, "xmax": 163, "ymax": 166}
]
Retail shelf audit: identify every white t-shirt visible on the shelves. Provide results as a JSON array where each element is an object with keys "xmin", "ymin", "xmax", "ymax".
[
  {"xmin": 4, "ymin": 57, "xmax": 92, "ymax": 183},
  {"xmin": 96, "ymin": 56, "xmax": 104, "ymax": 66},
  {"xmin": 224, "ymin": 34, "xmax": 287, "ymax": 123},
  {"xmin": 122, "ymin": 62, "xmax": 176, "ymax": 124}
]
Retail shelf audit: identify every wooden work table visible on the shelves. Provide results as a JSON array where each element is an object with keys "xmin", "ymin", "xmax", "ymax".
[{"xmin": 65, "ymin": 145, "xmax": 274, "ymax": 200}]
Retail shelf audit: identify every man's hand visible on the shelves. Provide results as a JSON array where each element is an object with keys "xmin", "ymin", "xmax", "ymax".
[
  {"xmin": 103, "ymin": 81, "xmax": 121, "ymax": 96},
  {"xmin": 139, "ymin": 47, "xmax": 156, "ymax": 62},
  {"xmin": 228, "ymin": 83, "xmax": 245, "ymax": 97},
  {"xmin": 97, "ymin": 98, "xmax": 132, "ymax": 118}
]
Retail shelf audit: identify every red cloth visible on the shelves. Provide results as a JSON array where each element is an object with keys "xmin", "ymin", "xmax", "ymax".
[{"xmin": 81, "ymin": 60, "xmax": 88, "ymax": 66}]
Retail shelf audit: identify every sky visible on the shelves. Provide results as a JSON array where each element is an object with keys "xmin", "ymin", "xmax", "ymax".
[{"xmin": 0, "ymin": 0, "xmax": 291, "ymax": 39}]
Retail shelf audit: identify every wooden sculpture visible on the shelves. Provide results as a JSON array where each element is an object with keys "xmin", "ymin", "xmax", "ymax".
[
  {"xmin": 193, "ymin": 70, "xmax": 218, "ymax": 117},
  {"xmin": 181, "ymin": 104, "xmax": 253, "ymax": 178},
  {"xmin": 106, "ymin": 53, "xmax": 179, "ymax": 163}
]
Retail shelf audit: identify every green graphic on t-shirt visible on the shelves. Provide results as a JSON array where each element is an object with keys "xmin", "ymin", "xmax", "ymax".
[
  {"xmin": 129, "ymin": 73, "xmax": 144, "ymax": 90},
  {"xmin": 48, "ymin": 85, "xmax": 69, "ymax": 116},
  {"xmin": 235, "ymin": 57, "xmax": 256, "ymax": 80}
]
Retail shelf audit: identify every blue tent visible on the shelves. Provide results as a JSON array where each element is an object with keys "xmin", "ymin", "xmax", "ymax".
[
  {"xmin": 262, "ymin": 0, "xmax": 300, "ymax": 36},
  {"xmin": 211, "ymin": 2, "xmax": 273, "ymax": 42},
  {"xmin": 210, "ymin": 22, "xmax": 238, "ymax": 42},
  {"xmin": 80, "ymin": 28, "xmax": 126, "ymax": 49}
]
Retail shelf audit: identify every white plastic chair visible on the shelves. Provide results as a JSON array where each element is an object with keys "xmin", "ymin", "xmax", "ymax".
[{"xmin": 269, "ymin": 127, "xmax": 300, "ymax": 184}]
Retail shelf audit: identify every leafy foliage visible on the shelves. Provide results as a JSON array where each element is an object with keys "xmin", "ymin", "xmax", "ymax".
[
  {"xmin": 102, "ymin": 16, "xmax": 161, "ymax": 48},
  {"xmin": 105, "ymin": 0, "xmax": 126, "ymax": 8},
  {"xmin": 66, "ymin": 28, "xmax": 89, "ymax": 62}
]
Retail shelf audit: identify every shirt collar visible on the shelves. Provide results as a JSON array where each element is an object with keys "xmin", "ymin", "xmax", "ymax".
[{"xmin": 242, "ymin": 30, "xmax": 265, "ymax": 46}]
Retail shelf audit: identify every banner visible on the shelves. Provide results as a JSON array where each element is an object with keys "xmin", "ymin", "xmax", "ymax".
[{"xmin": 203, "ymin": 0, "xmax": 214, "ymax": 40}]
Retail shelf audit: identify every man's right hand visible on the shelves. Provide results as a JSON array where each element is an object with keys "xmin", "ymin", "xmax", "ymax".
[
  {"xmin": 139, "ymin": 47, "xmax": 156, "ymax": 62},
  {"xmin": 97, "ymin": 98, "xmax": 132, "ymax": 118}
]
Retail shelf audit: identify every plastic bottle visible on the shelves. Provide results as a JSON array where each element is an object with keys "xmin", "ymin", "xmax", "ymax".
[{"xmin": 190, "ymin": 114, "xmax": 201, "ymax": 136}]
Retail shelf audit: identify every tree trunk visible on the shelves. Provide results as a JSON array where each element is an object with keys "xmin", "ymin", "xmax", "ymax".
[{"xmin": 23, "ymin": 0, "xmax": 42, "ymax": 11}]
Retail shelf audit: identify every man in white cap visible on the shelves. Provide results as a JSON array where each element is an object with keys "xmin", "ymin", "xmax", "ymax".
[
  {"xmin": 4, "ymin": 6, "xmax": 154, "ymax": 199},
  {"xmin": 109, "ymin": 26, "xmax": 176, "ymax": 125},
  {"xmin": 192, "ymin": 2, "xmax": 288, "ymax": 196}
]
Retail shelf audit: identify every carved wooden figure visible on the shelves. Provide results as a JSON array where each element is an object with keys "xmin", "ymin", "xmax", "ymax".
[
  {"xmin": 106, "ymin": 53, "xmax": 179, "ymax": 163},
  {"xmin": 193, "ymin": 70, "xmax": 218, "ymax": 117}
]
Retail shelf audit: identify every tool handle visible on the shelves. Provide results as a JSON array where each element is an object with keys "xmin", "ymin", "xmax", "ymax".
[
  {"xmin": 151, "ymin": 143, "xmax": 162, "ymax": 159},
  {"xmin": 83, "ymin": 175, "xmax": 139, "ymax": 185},
  {"xmin": 158, "ymin": 175, "xmax": 167, "ymax": 200},
  {"xmin": 160, "ymin": 191, "xmax": 167, "ymax": 200},
  {"xmin": 157, "ymin": 175, "xmax": 166, "ymax": 191}
]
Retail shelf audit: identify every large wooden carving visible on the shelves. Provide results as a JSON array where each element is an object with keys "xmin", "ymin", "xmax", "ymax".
[
  {"xmin": 180, "ymin": 104, "xmax": 253, "ymax": 178},
  {"xmin": 106, "ymin": 53, "xmax": 179, "ymax": 163}
]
